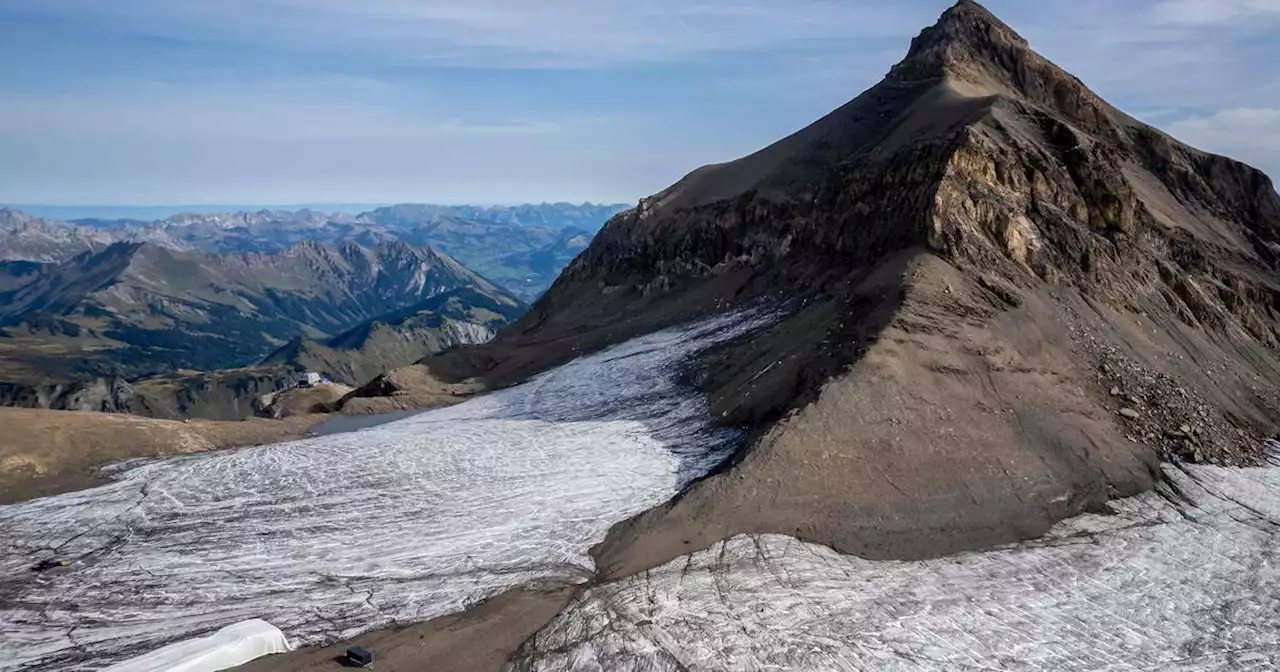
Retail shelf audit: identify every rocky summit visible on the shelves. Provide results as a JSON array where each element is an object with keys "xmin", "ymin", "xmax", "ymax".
[{"xmin": 397, "ymin": 0, "xmax": 1280, "ymax": 574}]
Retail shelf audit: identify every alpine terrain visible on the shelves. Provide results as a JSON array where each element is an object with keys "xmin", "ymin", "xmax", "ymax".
[
  {"xmin": 261, "ymin": 287, "xmax": 525, "ymax": 391},
  {"xmin": 0, "ymin": 240, "xmax": 521, "ymax": 418},
  {"xmin": 0, "ymin": 202, "xmax": 627, "ymax": 301},
  {"xmin": 3, "ymin": 2, "xmax": 1280, "ymax": 672}
]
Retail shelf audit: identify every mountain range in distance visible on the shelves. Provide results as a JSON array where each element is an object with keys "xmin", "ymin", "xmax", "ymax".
[
  {"xmin": 4, "ymin": 204, "xmax": 388, "ymax": 220},
  {"xmin": 2, "ymin": 202, "xmax": 625, "ymax": 228},
  {"xmin": 0, "ymin": 239, "xmax": 516, "ymax": 376},
  {"xmin": 0, "ymin": 239, "xmax": 524, "ymax": 418},
  {"xmin": 0, "ymin": 202, "xmax": 629, "ymax": 419},
  {"xmin": 0, "ymin": 202, "xmax": 630, "ymax": 302}
]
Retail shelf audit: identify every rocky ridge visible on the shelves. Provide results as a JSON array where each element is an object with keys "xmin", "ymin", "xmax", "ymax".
[{"xmin": 263, "ymin": 287, "xmax": 524, "ymax": 388}]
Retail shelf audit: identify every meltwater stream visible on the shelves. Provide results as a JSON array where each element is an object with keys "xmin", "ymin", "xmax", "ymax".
[{"xmin": 0, "ymin": 312, "xmax": 772, "ymax": 671}]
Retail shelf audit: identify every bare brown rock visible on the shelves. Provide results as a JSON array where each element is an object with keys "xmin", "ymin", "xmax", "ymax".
[
  {"xmin": 256, "ymin": 381, "xmax": 354, "ymax": 419},
  {"xmin": 0, "ymin": 408, "xmax": 324, "ymax": 502},
  {"xmin": 233, "ymin": 585, "xmax": 577, "ymax": 672},
  {"xmin": 335, "ymin": 364, "xmax": 481, "ymax": 415}
]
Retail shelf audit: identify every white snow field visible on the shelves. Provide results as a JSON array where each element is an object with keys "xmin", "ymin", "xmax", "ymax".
[
  {"xmin": 514, "ymin": 453, "xmax": 1280, "ymax": 671},
  {"xmin": 0, "ymin": 312, "xmax": 771, "ymax": 672}
]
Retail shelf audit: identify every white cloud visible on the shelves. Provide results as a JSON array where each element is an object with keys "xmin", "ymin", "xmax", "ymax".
[
  {"xmin": 1153, "ymin": 0, "xmax": 1280, "ymax": 24},
  {"xmin": 0, "ymin": 87, "xmax": 726, "ymax": 204},
  {"xmin": 27, "ymin": 0, "xmax": 926, "ymax": 68},
  {"xmin": 6, "ymin": 1, "xmax": 1280, "ymax": 202},
  {"xmin": 1, "ymin": 90, "xmax": 564, "ymax": 142},
  {"xmin": 1174, "ymin": 107, "xmax": 1280, "ymax": 129}
]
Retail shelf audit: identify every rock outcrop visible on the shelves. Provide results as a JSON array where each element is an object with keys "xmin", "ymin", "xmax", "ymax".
[
  {"xmin": 0, "ymin": 367, "xmax": 300, "ymax": 420},
  {"xmin": 255, "ymin": 381, "xmax": 354, "ymax": 419}
]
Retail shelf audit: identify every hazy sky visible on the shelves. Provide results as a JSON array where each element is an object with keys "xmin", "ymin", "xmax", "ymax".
[{"xmin": 2, "ymin": 0, "xmax": 1278, "ymax": 205}]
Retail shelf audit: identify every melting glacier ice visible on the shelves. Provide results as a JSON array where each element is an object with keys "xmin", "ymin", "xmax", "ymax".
[
  {"xmin": 514, "ymin": 454, "xmax": 1280, "ymax": 671},
  {"xmin": 0, "ymin": 311, "xmax": 771, "ymax": 672}
]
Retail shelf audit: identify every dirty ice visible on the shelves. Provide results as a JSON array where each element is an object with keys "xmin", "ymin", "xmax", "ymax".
[
  {"xmin": 0, "ymin": 312, "xmax": 771, "ymax": 671},
  {"xmin": 515, "ymin": 452, "xmax": 1280, "ymax": 671}
]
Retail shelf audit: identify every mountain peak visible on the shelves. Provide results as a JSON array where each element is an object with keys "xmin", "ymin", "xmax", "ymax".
[
  {"xmin": 891, "ymin": 0, "xmax": 1031, "ymax": 84},
  {"xmin": 930, "ymin": 0, "xmax": 1028, "ymax": 50},
  {"xmin": 0, "ymin": 207, "xmax": 39, "ymax": 228}
]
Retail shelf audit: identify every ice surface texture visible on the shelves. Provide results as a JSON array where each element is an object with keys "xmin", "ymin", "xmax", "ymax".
[
  {"xmin": 0, "ymin": 312, "xmax": 771, "ymax": 671},
  {"xmin": 515, "ymin": 454, "xmax": 1280, "ymax": 671}
]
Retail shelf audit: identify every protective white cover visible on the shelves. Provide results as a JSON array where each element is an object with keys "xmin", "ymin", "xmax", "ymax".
[{"xmin": 101, "ymin": 619, "xmax": 292, "ymax": 672}]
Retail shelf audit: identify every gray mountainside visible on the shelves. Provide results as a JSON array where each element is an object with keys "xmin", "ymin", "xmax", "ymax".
[
  {"xmin": 262, "ymin": 287, "xmax": 525, "ymax": 390},
  {"xmin": 0, "ymin": 240, "xmax": 522, "ymax": 419}
]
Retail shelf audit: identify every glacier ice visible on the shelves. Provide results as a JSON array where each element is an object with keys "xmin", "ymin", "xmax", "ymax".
[
  {"xmin": 9, "ymin": 305, "xmax": 1279, "ymax": 672},
  {"xmin": 0, "ymin": 311, "xmax": 771, "ymax": 671},
  {"xmin": 514, "ymin": 454, "xmax": 1280, "ymax": 671}
]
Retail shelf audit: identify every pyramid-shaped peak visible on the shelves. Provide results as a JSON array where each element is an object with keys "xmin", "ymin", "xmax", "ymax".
[
  {"xmin": 928, "ymin": 0, "xmax": 1027, "ymax": 49},
  {"xmin": 892, "ymin": 0, "xmax": 1032, "ymax": 83}
]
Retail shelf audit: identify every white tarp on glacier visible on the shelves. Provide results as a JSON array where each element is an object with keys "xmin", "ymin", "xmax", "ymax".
[
  {"xmin": 0, "ymin": 312, "xmax": 771, "ymax": 672},
  {"xmin": 101, "ymin": 619, "xmax": 291, "ymax": 672},
  {"xmin": 514, "ymin": 454, "xmax": 1280, "ymax": 671}
]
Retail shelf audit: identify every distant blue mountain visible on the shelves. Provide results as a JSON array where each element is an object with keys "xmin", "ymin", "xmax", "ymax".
[
  {"xmin": 4, "ymin": 202, "xmax": 630, "ymax": 227},
  {"xmin": 3, "ymin": 203, "xmax": 387, "ymax": 220},
  {"xmin": 1, "ymin": 202, "xmax": 633, "ymax": 301}
]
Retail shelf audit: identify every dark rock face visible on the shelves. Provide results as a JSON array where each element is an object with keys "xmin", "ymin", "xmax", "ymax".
[{"xmin": 404, "ymin": 0, "xmax": 1280, "ymax": 576}]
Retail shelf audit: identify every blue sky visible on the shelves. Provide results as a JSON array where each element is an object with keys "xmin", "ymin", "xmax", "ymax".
[{"xmin": 1, "ymin": 0, "xmax": 1278, "ymax": 206}]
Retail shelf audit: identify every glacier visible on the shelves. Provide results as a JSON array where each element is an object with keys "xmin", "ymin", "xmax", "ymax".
[
  {"xmin": 0, "ymin": 311, "xmax": 771, "ymax": 671},
  {"xmin": 7, "ymin": 305, "xmax": 1280, "ymax": 672},
  {"xmin": 513, "ymin": 452, "xmax": 1280, "ymax": 671}
]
